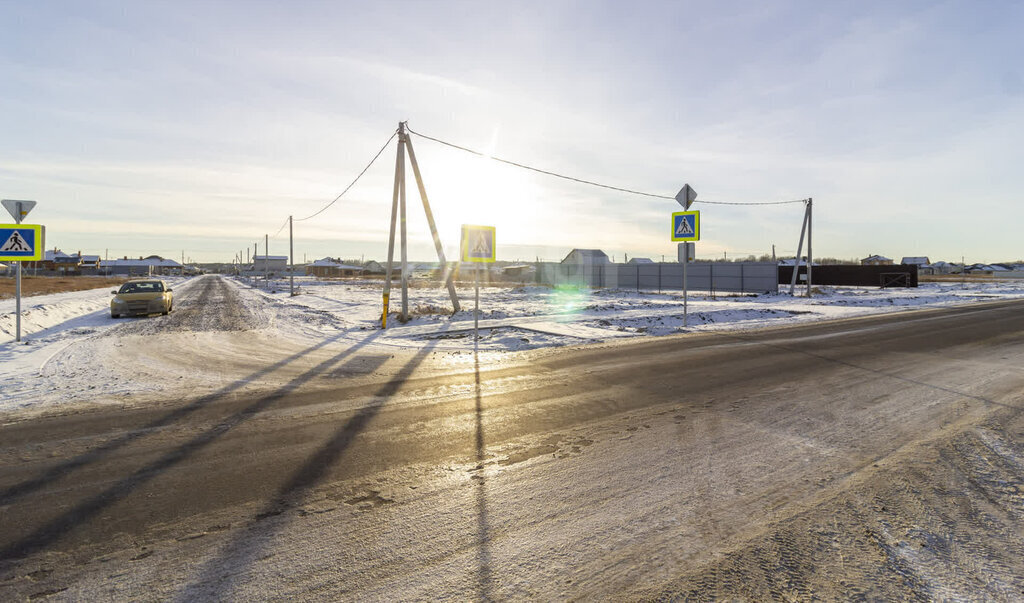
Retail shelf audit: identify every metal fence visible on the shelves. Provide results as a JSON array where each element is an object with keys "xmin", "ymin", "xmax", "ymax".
[{"xmin": 535, "ymin": 262, "xmax": 779, "ymax": 294}]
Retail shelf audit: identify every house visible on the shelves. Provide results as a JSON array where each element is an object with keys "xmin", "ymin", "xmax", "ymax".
[
  {"xmin": 306, "ymin": 258, "xmax": 365, "ymax": 278},
  {"xmin": 900, "ymin": 256, "xmax": 930, "ymax": 266},
  {"xmin": 253, "ymin": 255, "xmax": 288, "ymax": 274},
  {"xmin": 79, "ymin": 254, "xmax": 102, "ymax": 274},
  {"xmin": 929, "ymin": 261, "xmax": 956, "ymax": 275},
  {"xmin": 501, "ymin": 264, "xmax": 535, "ymax": 279},
  {"xmin": 626, "ymin": 257, "xmax": 654, "ymax": 265},
  {"xmin": 100, "ymin": 255, "xmax": 183, "ymax": 276},
  {"xmin": 861, "ymin": 254, "xmax": 893, "ymax": 266},
  {"xmin": 561, "ymin": 249, "xmax": 610, "ymax": 265},
  {"xmin": 363, "ymin": 260, "xmax": 385, "ymax": 274},
  {"xmin": 779, "ymin": 258, "xmax": 814, "ymax": 266},
  {"xmin": 24, "ymin": 249, "xmax": 77, "ymax": 273}
]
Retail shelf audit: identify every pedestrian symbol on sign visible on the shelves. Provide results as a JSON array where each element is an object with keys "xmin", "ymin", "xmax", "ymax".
[
  {"xmin": 1, "ymin": 231, "xmax": 30, "ymax": 252},
  {"xmin": 461, "ymin": 225, "xmax": 496, "ymax": 263}
]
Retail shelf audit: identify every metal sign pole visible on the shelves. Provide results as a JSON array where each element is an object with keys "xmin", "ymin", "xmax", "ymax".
[
  {"xmin": 14, "ymin": 201, "xmax": 24, "ymax": 342},
  {"xmin": 15, "ymin": 260, "xmax": 22, "ymax": 342},
  {"xmin": 475, "ymin": 262, "xmax": 480, "ymax": 341},
  {"xmin": 683, "ymin": 248, "xmax": 688, "ymax": 328}
]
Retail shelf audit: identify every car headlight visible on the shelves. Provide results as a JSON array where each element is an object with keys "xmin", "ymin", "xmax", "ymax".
[{"xmin": 112, "ymin": 298, "xmax": 126, "ymax": 305}]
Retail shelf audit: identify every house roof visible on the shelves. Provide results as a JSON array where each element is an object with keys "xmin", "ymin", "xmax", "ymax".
[
  {"xmin": 627, "ymin": 257, "xmax": 654, "ymax": 264},
  {"xmin": 100, "ymin": 257, "xmax": 182, "ymax": 268},
  {"xmin": 861, "ymin": 254, "xmax": 892, "ymax": 262},
  {"xmin": 562, "ymin": 249, "xmax": 610, "ymax": 263},
  {"xmin": 309, "ymin": 258, "xmax": 363, "ymax": 270},
  {"xmin": 900, "ymin": 257, "xmax": 930, "ymax": 265}
]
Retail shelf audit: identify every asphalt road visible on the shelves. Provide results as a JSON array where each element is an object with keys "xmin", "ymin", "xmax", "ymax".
[{"xmin": 1, "ymin": 292, "xmax": 1023, "ymax": 600}]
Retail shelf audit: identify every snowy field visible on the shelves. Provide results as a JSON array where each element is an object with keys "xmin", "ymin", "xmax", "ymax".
[{"xmin": 2, "ymin": 274, "xmax": 1023, "ymax": 416}]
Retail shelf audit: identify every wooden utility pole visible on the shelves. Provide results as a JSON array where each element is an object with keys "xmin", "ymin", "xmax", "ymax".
[{"xmin": 381, "ymin": 122, "xmax": 461, "ymax": 328}]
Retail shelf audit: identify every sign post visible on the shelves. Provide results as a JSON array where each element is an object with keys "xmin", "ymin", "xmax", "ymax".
[
  {"xmin": 2, "ymin": 199, "xmax": 40, "ymax": 343},
  {"xmin": 672, "ymin": 185, "xmax": 699, "ymax": 328},
  {"xmin": 461, "ymin": 224, "xmax": 496, "ymax": 341},
  {"xmin": 678, "ymin": 242, "xmax": 695, "ymax": 326}
]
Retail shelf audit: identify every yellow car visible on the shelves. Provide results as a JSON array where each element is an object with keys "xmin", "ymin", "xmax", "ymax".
[{"xmin": 110, "ymin": 279, "xmax": 174, "ymax": 318}]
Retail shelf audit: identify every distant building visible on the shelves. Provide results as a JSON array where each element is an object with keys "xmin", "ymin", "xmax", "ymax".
[
  {"xmin": 501, "ymin": 264, "xmax": 535, "ymax": 279},
  {"xmin": 900, "ymin": 256, "xmax": 930, "ymax": 266},
  {"xmin": 306, "ymin": 258, "xmax": 365, "ymax": 278},
  {"xmin": 561, "ymin": 249, "xmax": 610, "ymax": 265},
  {"xmin": 253, "ymin": 255, "xmax": 288, "ymax": 274},
  {"xmin": 363, "ymin": 260, "xmax": 385, "ymax": 274},
  {"xmin": 100, "ymin": 255, "xmax": 183, "ymax": 276},
  {"xmin": 23, "ymin": 249, "xmax": 81, "ymax": 274},
  {"xmin": 626, "ymin": 257, "xmax": 654, "ymax": 265},
  {"xmin": 861, "ymin": 254, "xmax": 893, "ymax": 266}
]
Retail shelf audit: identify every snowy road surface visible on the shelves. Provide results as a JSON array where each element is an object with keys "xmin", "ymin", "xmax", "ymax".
[{"xmin": 1, "ymin": 274, "xmax": 1023, "ymax": 600}]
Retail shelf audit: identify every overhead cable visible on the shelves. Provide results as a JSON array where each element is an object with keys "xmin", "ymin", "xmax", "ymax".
[
  {"xmin": 271, "ymin": 216, "xmax": 290, "ymax": 238},
  {"xmin": 294, "ymin": 129, "xmax": 399, "ymax": 222},
  {"xmin": 406, "ymin": 126, "xmax": 807, "ymax": 206}
]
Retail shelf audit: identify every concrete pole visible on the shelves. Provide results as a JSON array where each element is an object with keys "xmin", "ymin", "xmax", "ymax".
[
  {"xmin": 289, "ymin": 215, "xmax": 295, "ymax": 296},
  {"xmin": 404, "ymin": 133, "xmax": 461, "ymax": 312},
  {"xmin": 399, "ymin": 123, "xmax": 409, "ymax": 322},
  {"xmin": 806, "ymin": 198, "xmax": 813, "ymax": 298},
  {"xmin": 788, "ymin": 201, "xmax": 810, "ymax": 296},
  {"xmin": 382, "ymin": 124, "xmax": 402, "ymax": 328}
]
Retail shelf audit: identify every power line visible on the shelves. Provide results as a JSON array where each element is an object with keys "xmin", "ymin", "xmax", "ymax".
[
  {"xmin": 406, "ymin": 126, "xmax": 671, "ymax": 200},
  {"xmin": 406, "ymin": 126, "xmax": 808, "ymax": 206},
  {"xmin": 294, "ymin": 129, "xmax": 399, "ymax": 222},
  {"xmin": 271, "ymin": 216, "xmax": 290, "ymax": 238}
]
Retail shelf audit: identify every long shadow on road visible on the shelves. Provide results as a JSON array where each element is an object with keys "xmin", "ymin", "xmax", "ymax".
[
  {"xmin": 0, "ymin": 332, "xmax": 380, "ymax": 561},
  {"xmin": 0, "ymin": 333, "xmax": 347, "ymax": 509},
  {"xmin": 176, "ymin": 340, "xmax": 438, "ymax": 601}
]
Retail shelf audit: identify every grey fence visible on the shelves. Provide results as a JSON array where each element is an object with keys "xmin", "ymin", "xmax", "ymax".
[{"xmin": 535, "ymin": 262, "xmax": 778, "ymax": 294}]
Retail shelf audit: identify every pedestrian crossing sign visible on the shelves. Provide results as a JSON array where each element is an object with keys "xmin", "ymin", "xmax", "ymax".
[
  {"xmin": 0, "ymin": 224, "xmax": 44, "ymax": 261},
  {"xmin": 461, "ymin": 224, "xmax": 496, "ymax": 263},
  {"xmin": 671, "ymin": 211, "xmax": 700, "ymax": 242}
]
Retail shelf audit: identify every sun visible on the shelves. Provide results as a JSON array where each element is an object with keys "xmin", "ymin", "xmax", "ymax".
[{"xmin": 413, "ymin": 148, "xmax": 545, "ymax": 256}]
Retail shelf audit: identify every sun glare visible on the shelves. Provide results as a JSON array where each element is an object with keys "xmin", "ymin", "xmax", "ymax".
[{"xmin": 423, "ymin": 151, "xmax": 545, "ymax": 254}]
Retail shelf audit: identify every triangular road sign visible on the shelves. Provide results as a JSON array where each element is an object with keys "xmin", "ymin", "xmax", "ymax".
[{"xmin": 2, "ymin": 200, "xmax": 36, "ymax": 223}]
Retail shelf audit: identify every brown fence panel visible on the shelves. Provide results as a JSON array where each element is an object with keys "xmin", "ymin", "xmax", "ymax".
[{"xmin": 778, "ymin": 264, "xmax": 919, "ymax": 287}]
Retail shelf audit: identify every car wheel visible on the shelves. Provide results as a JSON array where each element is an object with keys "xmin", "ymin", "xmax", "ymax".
[
  {"xmin": 111, "ymin": 312, "xmax": 120, "ymax": 319},
  {"xmin": 162, "ymin": 307, "xmax": 169, "ymax": 315}
]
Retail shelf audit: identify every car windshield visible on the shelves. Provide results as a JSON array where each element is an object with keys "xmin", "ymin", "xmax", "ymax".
[{"xmin": 118, "ymin": 282, "xmax": 163, "ymax": 294}]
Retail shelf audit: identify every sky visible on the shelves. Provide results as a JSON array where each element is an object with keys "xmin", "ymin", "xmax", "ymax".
[{"xmin": 1, "ymin": 0, "xmax": 1022, "ymax": 265}]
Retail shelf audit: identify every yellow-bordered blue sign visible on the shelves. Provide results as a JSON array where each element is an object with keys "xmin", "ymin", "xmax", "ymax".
[
  {"xmin": 0, "ymin": 224, "xmax": 44, "ymax": 261},
  {"xmin": 670, "ymin": 211, "xmax": 700, "ymax": 242},
  {"xmin": 461, "ymin": 224, "xmax": 496, "ymax": 263}
]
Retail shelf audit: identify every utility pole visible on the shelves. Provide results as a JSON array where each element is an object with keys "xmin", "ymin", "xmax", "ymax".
[
  {"xmin": 806, "ymin": 197, "xmax": 813, "ymax": 297},
  {"xmin": 789, "ymin": 199, "xmax": 812, "ymax": 296},
  {"xmin": 289, "ymin": 215, "xmax": 295, "ymax": 296},
  {"xmin": 381, "ymin": 121, "xmax": 461, "ymax": 328}
]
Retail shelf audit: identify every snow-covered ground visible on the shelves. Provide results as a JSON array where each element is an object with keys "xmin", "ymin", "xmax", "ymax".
[{"xmin": 2, "ymin": 275, "xmax": 1023, "ymax": 416}]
